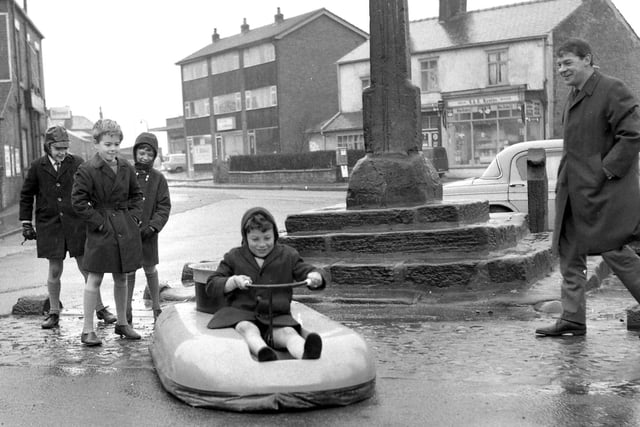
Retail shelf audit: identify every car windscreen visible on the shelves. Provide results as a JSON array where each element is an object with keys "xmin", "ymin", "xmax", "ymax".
[{"xmin": 480, "ymin": 158, "xmax": 501, "ymax": 179}]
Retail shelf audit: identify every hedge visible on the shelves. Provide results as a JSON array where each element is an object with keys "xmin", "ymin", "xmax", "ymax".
[{"xmin": 229, "ymin": 150, "xmax": 366, "ymax": 171}]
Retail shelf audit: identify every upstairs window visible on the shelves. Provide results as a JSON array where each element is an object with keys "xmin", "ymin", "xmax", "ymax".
[
  {"xmin": 213, "ymin": 92, "xmax": 242, "ymax": 114},
  {"xmin": 211, "ymin": 51, "xmax": 239, "ymax": 75},
  {"xmin": 184, "ymin": 98, "xmax": 210, "ymax": 118},
  {"xmin": 245, "ymin": 86, "xmax": 277, "ymax": 110},
  {"xmin": 420, "ymin": 59, "xmax": 439, "ymax": 92},
  {"xmin": 182, "ymin": 60, "xmax": 208, "ymax": 81},
  {"xmin": 488, "ymin": 50, "xmax": 508, "ymax": 85},
  {"xmin": 243, "ymin": 43, "xmax": 275, "ymax": 68}
]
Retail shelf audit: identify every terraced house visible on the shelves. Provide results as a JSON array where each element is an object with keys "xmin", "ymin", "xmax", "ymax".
[{"xmin": 176, "ymin": 8, "xmax": 367, "ymax": 169}]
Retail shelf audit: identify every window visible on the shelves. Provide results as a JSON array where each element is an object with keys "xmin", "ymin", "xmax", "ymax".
[
  {"xmin": 211, "ymin": 51, "xmax": 239, "ymax": 75},
  {"xmin": 184, "ymin": 98, "xmax": 210, "ymax": 118},
  {"xmin": 337, "ymin": 134, "xmax": 364, "ymax": 150},
  {"xmin": 213, "ymin": 92, "xmax": 241, "ymax": 114},
  {"xmin": 420, "ymin": 59, "xmax": 439, "ymax": 92},
  {"xmin": 243, "ymin": 43, "xmax": 275, "ymax": 68},
  {"xmin": 488, "ymin": 50, "xmax": 508, "ymax": 85},
  {"xmin": 245, "ymin": 86, "xmax": 278, "ymax": 110},
  {"xmin": 361, "ymin": 76, "xmax": 371, "ymax": 90},
  {"xmin": 182, "ymin": 60, "xmax": 208, "ymax": 81}
]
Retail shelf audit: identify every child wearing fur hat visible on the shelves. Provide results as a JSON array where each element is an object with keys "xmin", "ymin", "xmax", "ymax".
[
  {"xmin": 19, "ymin": 125, "xmax": 117, "ymax": 329},
  {"xmin": 125, "ymin": 132, "xmax": 171, "ymax": 325},
  {"xmin": 206, "ymin": 207, "xmax": 329, "ymax": 362},
  {"xmin": 71, "ymin": 119, "xmax": 144, "ymax": 346}
]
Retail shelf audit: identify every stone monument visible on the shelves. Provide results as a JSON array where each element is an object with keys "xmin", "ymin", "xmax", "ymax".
[{"xmin": 347, "ymin": 0, "xmax": 441, "ymax": 209}]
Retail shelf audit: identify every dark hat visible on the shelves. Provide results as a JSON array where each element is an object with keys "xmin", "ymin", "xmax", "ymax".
[
  {"xmin": 45, "ymin": 126, "xmax": 70, "ymax": 148},
  {"xmin": 133, "ymin": 132, "xmax": 158, "ymax": 159}
]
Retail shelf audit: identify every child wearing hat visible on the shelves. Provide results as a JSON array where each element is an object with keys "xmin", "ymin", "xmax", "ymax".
[
  {"xmin": 206, "ymin": 207, "xmax": 328, "ymax": 361},
  {"xmin": 19, "ymin": 125, "xmax": 117, "ymax": 329},
  {"xmin": 71, "ymin": 119, "xmax": 144, "ymax": 346},
  {"xmin": 125, "ymin": 132, "xmax": 171, "ymax": 325}
]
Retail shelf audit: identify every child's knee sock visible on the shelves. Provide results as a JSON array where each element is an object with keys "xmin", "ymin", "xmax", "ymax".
[
  {"xmin": 145, "ymin": 270, "xmax": 161, "ymax": 310},
  {"xmin": 83, "ymin": 287, "xmax": 98, "ymax": 332},
  {"xmin": 126, "ymin": 272, "xmax": 136, "ymax": 323},
  {"xmin": 114, "ymin": 278, "xmax": 128, "ymax": 325},
  {"xmin": 46, "ymin": 278, "xmax": 62, "ymax": 314}
]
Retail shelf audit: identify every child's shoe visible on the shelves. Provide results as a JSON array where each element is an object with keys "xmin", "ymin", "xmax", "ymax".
[
  {"xmin": 257, "ymin": 346, "xmax": 278, "ymax": 362},
  {"xmin": 302, "ymin": 333, "xmax": 322, "ymax": 359}
]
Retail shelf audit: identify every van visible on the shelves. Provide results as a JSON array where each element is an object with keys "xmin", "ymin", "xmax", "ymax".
[{"xmin": 162, "ymin": 153, "xmax": 187, "ymax": 173}]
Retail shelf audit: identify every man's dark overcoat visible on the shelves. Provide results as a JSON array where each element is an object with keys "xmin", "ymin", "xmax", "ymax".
[
  {"xmin": 554, "ymin": 70, "xmax": 640, "ymax": 254},
  {"xmin": 71, "ymin": 153, "xmax": 143, "ymax": 273},
  {"xmin": 19, "ymin": 154, "xmax": 86, "ymax": 259}
]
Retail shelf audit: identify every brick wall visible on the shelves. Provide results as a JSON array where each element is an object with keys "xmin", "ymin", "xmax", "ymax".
[
  {"xmin": 228, "ymin": 168, "xmax": 337, "ymax": 184},
  {"xmin": 277, "ymin": 15, "xmax": 367, "ymax": 153}
]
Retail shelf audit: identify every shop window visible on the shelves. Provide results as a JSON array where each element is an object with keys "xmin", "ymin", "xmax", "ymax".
[
  {"xmin": 420, "ymin": 59, "xmax": 439, "ymax": 92},
  {"xmin": 488, "ymin": 50, "xmax": 508, "ymax": 86}
]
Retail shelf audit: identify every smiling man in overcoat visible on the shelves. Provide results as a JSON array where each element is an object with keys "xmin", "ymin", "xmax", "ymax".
[{"xmin": 536, "ymin": 38, "xmax": 640, "ymax": 336}]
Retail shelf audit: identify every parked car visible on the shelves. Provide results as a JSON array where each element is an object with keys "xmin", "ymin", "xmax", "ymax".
[
  {"xmin": 443, "ymin": 139, "xmax": 563, "ymax": 228},
  {"xmin": 162, "ymin": 153, "xmax": 187, "ymax": 173}
]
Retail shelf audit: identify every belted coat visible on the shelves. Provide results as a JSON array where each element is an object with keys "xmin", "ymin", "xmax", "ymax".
[
  {"xmin": 19, "ymin": 154, "xmax": 86, "ymax": 259},
  {"xmin": 554, "ymin": 70, "xmax": 640, "ymax": 254},
  {"xmin": 71, "ymin": 153, "xmax": 143, "ymax": 273}
]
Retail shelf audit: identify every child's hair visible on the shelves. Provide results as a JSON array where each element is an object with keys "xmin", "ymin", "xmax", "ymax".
[
  {"xmin": 244, "ymin": 213, "xmax": 274, "ymax": 235},
  {"xmin": 92, "ymin": 119, "xmax": 123, "ymax": 143}
]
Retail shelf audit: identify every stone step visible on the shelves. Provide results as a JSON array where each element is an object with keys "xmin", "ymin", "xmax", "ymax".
[
  {"xmin": 296, "ymin": 232, "xmax": 554, "ymax": 290},
  {"xmin": 284, "ymin": 201, "xmax": 489, "ymax": 235},
  {"xmin": 280, "ymin": 212, "xmax": 529, "ymax": 256}
]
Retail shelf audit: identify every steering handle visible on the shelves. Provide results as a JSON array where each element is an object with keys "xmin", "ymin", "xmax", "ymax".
[{"xmin": 245, "ymin": 280, "xmax": 310, "ymax": 289}]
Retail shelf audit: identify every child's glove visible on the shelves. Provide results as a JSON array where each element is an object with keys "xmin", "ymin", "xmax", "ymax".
[
  {"xmin": 22, "ymin": 222, "xmax": 37, "ymax": 241},
  {"xmin": 306, "ymin": 272, "xmax": 323, "ymax": 289},
  {"xmin": 225, "ymin": 275, "xmax": 252, "ymax": 292}
]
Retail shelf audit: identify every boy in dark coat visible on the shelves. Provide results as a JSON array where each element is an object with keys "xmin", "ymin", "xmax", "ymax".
[
  {"xmin": 19, "ymin": 125, "xmax": 116, "ymax": 329},
  {"xmin": 125, "ymin": 132, "xmax": 171, "ymax": 324},
  {"xmin": 206, "ymin": 207, "xmax": 328, "ymax": 362},
  {"xmin": 72, "ymin": 119, "xmax": 144, "ymax": 346}
]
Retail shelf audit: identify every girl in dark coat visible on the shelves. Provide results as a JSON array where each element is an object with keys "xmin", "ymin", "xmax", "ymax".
[
  {"xmin": 206, "ymin": 207, "xmax": 329, "ymax": 362},
  {"xmin": 71, "ymin": 119, "xmax": 144, "ymax": 346},
  {"xmin": 125, "ymin": 132, "xmax": 171, "ymax": 324},
  {"xmin": 19, "ymin": 125, "xmax": 116, "ymax": 329}
]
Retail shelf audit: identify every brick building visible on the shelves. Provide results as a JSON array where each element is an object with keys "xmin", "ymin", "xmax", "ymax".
[
  {"xmin": 150, "ymin": 116, "xmax": 185, "ymax": 156},
  {"xmin": 176, "ymin": 8, "xmax": 367, "ymax": 168},
  {"xmin": 310, "ymin": 0, "xmax": 640, "ymax": 177},
  {"xmin": 0, "ymin": 0, "xmax": 46, "ymax": 209}
]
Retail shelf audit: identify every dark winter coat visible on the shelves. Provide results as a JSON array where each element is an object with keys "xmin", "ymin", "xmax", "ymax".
[
  {"xmin": 71, "ymin": 153, "xmax": 143, "ymax": 273},
  {"xmin": 206, "ymin": 207, "xmax": 328, "ymax": 329},
  {"xmin": 554, "ymin": 70, "xmax": 640, "ymax": 254},
  {"xmin": 19, "ymin": 154, "xmax": 86, "ymax": 259},
  {"xmin": 132, "ymin": 141, "xmax": 171, "ymax": 266}
]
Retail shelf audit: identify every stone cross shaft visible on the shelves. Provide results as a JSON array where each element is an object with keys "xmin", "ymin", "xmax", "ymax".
[{"xmin": 363, "ymin": 0, "xmax": 421, "ymax": 155}]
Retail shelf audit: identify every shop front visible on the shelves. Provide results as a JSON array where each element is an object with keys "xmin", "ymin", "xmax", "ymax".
[{"xmin": 444, "ymin": 90, "xmax": 544, "ymax": 167}]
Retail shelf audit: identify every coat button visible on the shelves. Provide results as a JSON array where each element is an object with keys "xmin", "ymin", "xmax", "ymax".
[
  {"xmin": 59, "ymin": 212, "xmax": 64, "ymax": 216},
  {"xmin": 56, "ymin": 183, "xmax": 61, "ymax": 187},
  {"xmin": 57, "ymin": 197, "xmax": 62, "ymax": 202}
]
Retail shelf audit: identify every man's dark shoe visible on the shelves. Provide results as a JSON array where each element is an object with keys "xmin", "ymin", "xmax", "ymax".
[
  {"xmin": 41, "ymin": 313, "xmax": 59, "ymax": 329},
  {"xmin": 96, "ymin": 307, "xmax": 117, "ymax": 324},
  {"xmin": 535, "ymin": 319, "xmax": 586, "ymax": 337}
]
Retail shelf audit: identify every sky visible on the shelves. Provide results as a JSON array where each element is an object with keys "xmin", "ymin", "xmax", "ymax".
[{"xmin": 23, "ymin": 0, "xmax": 640, "ymax": 150}]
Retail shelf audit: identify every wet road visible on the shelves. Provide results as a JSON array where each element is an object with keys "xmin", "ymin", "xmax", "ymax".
[{"xmin": 2, "ymin": 187, "xmax": 640, "ymax": 425}]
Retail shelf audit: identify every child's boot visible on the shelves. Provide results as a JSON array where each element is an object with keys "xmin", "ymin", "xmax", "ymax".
[{"xmin": 302, "ymin": 333, "xmax": 322, "ymax": 359}]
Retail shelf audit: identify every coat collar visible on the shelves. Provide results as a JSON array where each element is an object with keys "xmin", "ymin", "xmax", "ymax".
[{"xmin": 569, "ymin": 70, "xmax": 600, "ymax": 109}]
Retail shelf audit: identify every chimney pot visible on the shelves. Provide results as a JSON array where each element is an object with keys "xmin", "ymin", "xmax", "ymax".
[
  {"xmin": 275, "ymin": 7, "xmax": 284, "ymax": 23},
  {"xmin": 241, "ymin": 18, "xmax": 250, "ymax": 33},
  {"xmin": 212, "ymin": 28, "xmax": 220, "ymax": 42},
  {"xmin": 439, "ymin": 0, "xmax": 467, "ymax": 22}
]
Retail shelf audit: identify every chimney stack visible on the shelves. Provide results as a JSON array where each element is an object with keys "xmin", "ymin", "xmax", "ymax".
[
  {"xmin": 241, "ymin": 18, "xmax": 250, "ymax": 33},
  {"xmin": 274, "ymin": 7, "xmax": 284, "ymax": 24},
  {"xmin": 439, "ymin": 0, "xmax": 467, "ymax": 21},
  {"xmin": 212, "ymin": 28, "xmax": 220, "ymax": 42}
]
